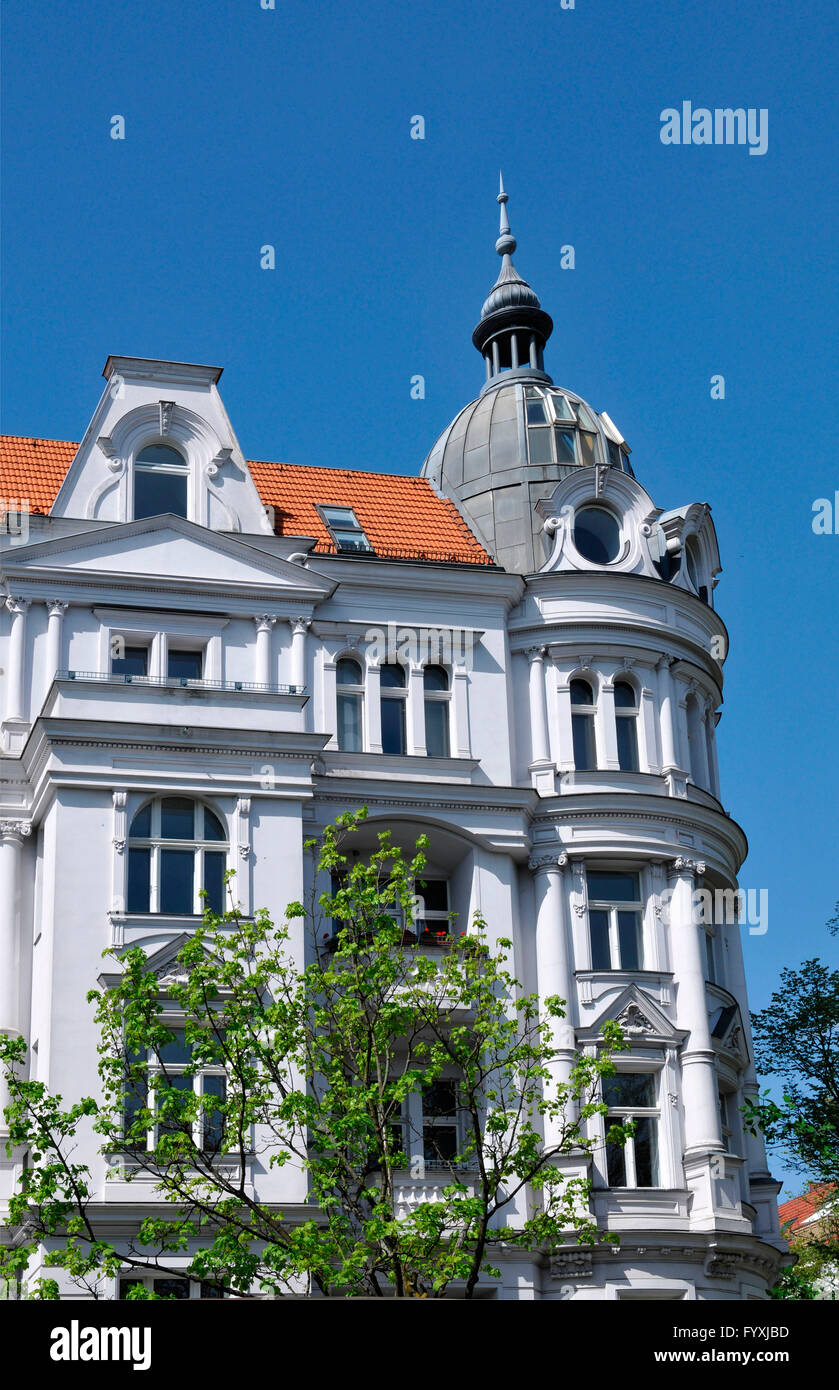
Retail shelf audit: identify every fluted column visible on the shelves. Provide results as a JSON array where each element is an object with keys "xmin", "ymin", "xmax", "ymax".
[
  {"xmin": 598, "ymin": 677, "xmax": 620, "ymax": 770},
  {"xmin": 667, "ymin": 857, "xmax": 724, "ymax": 1157},
  {"xmin": 4, "ymin": 597, "xmax": 30, "ymax": 722},
  {"xmin": 0, "ymin": 819, "xmax": 31, "ymax": 1133},
  {"xmin": 253, "ymin": 615, "xmax": 277, "ymax": 686},
  {"xmin": 530, "ymin": 851, "xmax": 576, "ymax": 1146},
  {"xmin": 45, "ymin": 600, "xmax": 68, "ymax": 699}
]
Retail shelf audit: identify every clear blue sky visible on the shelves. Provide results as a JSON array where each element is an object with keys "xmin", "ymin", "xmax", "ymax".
[{"xmin": 2, "ymin": 0, "xmax": 838, "ymax": 1193}]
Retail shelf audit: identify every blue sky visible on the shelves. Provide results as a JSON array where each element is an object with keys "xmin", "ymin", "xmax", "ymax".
[{"xmin": 2, "ymin": 0, "xmax": 838, "ymax": 1193}]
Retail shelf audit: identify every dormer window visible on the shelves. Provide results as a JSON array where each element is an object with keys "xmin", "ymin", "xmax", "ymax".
[
  {"xmin": 319, "ymin": 506, "xmax": 372, "ymax": 552},
  {"xmin": 134, "ymin": 444, "xmax": 188, "ymax": 520}
]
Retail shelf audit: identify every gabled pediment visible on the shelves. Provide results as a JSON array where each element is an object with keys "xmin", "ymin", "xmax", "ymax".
[
  {"xmin": 98, "ymin": 933, "xmax": 198, "ymax": 991},
  {"xmin": 4, "ymin": 514, "xmax": 334, "ymax": 598},
  {"xmin": 578, "ymin": 983, "xmax": 684, "ymax": 1046}
]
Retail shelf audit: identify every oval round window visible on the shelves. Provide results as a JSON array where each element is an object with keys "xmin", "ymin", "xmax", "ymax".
[{"xmin": 573, "ymin": 507, "xmax": 621, "ymax": 564}]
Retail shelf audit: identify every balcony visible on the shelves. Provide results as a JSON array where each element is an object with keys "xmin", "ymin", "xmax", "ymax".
[{"xmin": 56, "ymin": 670, "xmax": 305, "ymax": 697}]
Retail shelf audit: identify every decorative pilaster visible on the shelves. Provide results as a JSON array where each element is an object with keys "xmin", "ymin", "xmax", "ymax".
[
  {"xmin": 667, "ymin": 857, "xmax": 724, "ymax": 1158},
  {"xmin": 253, "ymin": 615, "xmax": 277, "ymax": 687},
  {"xmin": 656, "ymin": 656, "xmax": 687, "ymax": 797},
  {"xmin": 526, "ymin": 647, "xmax": 553, "ymax": 794},
  {"xmin": 452, "ymin": 662, "xmax": 471, "ymax": 758},
  {"xmin": 4, "ymin": 597, "xmax": 30, "ymax": 722},
  {"xmin": 289, "ymin": 617, "xmax": 310, "ymax": 690},
  {"xmin": 45, "ymin": 601, "xmax": 68, "ymax": 697},
  {"xmin": 0, "ymin": 819, "xmax": 32, "ymax": 1134},
  {"xmin": 235, "ymin": 798, "xmax": 251, "ymax": 915},
  {"xmin": 408, "ymin": 662, "xmax": 426, "ymax": 755},
  {"xmin": 598, "ymin": 678, "xmax": 620, "ymax": 771},
  {"xmin": 529, "ymin": 850, "xmax": 576, "ymax": 1144}
]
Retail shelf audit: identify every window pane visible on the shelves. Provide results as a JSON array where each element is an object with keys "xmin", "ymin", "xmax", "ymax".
[
  {"xmin": 160, "ymin": 849, "xmax": 194, "ymax": 914},
  {"xmin": 550, "ymin": 392, "xmax": 575, "ymax": 421},
  {"xmin": 423, "ymin": 665, "xmax": 448, "ymax": 692},
  {"xmin": 136, "ymin": 445, "xmax": 186, "ymax": 468},
  {"xmin": 337, "ymin": 692, "xmax": 363, "ymax": 751},
  {"xmin": 425, "ymin": 699, "xmax": 450, "ymax": 757},
  {"xmin": 579, "ymin": 431, "xmax": 597, "ymax": 468},
  {"xmin": 167, "ymin": 649, "xmax": 203, "ymax": 681},
  {"xmin": 572, "ymin": 712, "xmax": 595, "ymax": 770},
  {"xmin": 202, "ymin": 1075, "xmax": 226, "ymax": 1154},
  {"xmin": 587, "ymin": 872, "xmax": 640, "ymax": 904},
  {"xmin": 554, "ymin": 428, "xmax": 576, "ymax": 463},
  {"xmin": 336, "ymin": 658, "xmax": 362, "ymax": 685},
  {"xmin": 321, "ymin": 506, "xmax": 357, "ymax": 527},
  {"xmin": 130, "ymin": 803, "xmax": 152, "ymax": 837},
  {"xmin": 526, "ymin": 398, "xmax": 547, "ymax": 424},
  {"xmin": 589, "ymin": 910, "xmax": 611, "ymax": 970},
  {"xmin": 613, "ymin": 681, "xmax": 636, "ymax": 709},
  {"xmin": 112, "ymin": 646, "xmax": 148, "ymax": 678},
  {"xmin": 158, "ymin": 1029, "xmax": 191, "ymax": 1065},
  {"xmin": 605, "ymin": 1129, "xmax": 627, "ymax": 1186},
  {"xmin": 381, "ymin": 697, "xmax": 406, "ymax": 755},
  {"xmin": 333, "ymin": 529, "xmax": 371, "ymax": 550},
  {"xmin": 528, "ymin": 426, "xmax": 553, "ymax": 463},
  {"xmin": 123, "ymin": 1072, "xmax": 147, "ymax": 1148},
  {"xmin": 704, "ymin": 932, "xmax": 716, "ymax": 983},
  {"xmin": 424, "ymin": 1080, "xmax": 457, "ymax": 1116},
  {"xmin": 154, "ymin": 1279, "xmax": 190, "ymax": 1300},
  {"xmin": 574, "ymin": 507, "xmax": 620, "ymax": 564},
  {"xmin": 200, "ymin": 1282, "xmax": 224, "ymax": 1300},
  {"xmin": 633, "ymin": 1117, "xmax": 659, "ymax": 1186},
  {"xmin": 380, "ymin": 663, "xmax": 406, "ymax": 689},
  {"xmin": 203, "ymin": 809, "xmax": 226, "ymax": 842},
  {"xmin": 424, "ymin": 1124, "xmax": 458, "ymax": 1162},
  {"xmin": 127, "ymin": 848, "xmax": 151, "ymax": 912},
  {"xmin": 603, "ymin": 1073, "xmax": 656, "ymax": 1109},
  {"xmin": 203, "ymin": 852, "xmax": 226, "ymax": 915},
  {"xmin": 616, "ymin": 718, "xmax": 639, "ymax": 772},
  {"xmin": 161, "ymin": 797, "xmax": 194, "ymax": 840},
  {"xmin": 618, "ymin": 910, "xmax": 642, "ymax": 970},
  {"xmin": 569, "ymin": 679, "xmax": 593, "ymax": 706},
  {"xmin": 134, "ymin": 469, "xmax": 188, "ymax": 520},
  {"xmin": 418, "ymin": 879, "xmax": 449, "ymax": 914}
]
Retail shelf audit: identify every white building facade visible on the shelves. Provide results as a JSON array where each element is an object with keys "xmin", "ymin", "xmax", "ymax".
[{"xmin": 0, "ymin": 187, "xmax": 786, "ymax": 1299}]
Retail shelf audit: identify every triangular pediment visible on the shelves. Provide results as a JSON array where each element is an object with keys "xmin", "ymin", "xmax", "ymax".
[
  {"xmin": 578, "ymin": 983, "xmax": 683, "ymax": 1045},
  {"xmin": 4, "ymin": 514, "xmax": 333, "ymax": 597}
]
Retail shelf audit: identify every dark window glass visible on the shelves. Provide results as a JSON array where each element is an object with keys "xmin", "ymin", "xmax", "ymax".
[
  {"xmin": 424, "ymin": 700, "xmax": 450, "ymax": 758},
  {"xmin": 574, "ymin": 508, "xmax": 620, "ymax": 564},
  {"xmin": 337, "ymin": 691, "xmax": 363, "ymax": 751},
  {"xmin": 203, "ymin": 852, "xmax": 226, "ymax": 914},
  {"xmin": 122, "ymin": 1070, "xmax": 147, "ymax": 1147},
  {"xmin": 570, "ymin": 679, "xmax": 593, "ymax": 706},
  {"xmin": 633, "ymin": 1116, "xmax": 659, "ymax": 1186},
  {"xmin": 424, "ymin": 1124, "xmax": 458, "ymax": 1162},
  {"xmin": 603, "ymin": 1073, "xmax": 656, "ymax": 1109},
  {"xmin": 380, "ymin": 663, "xmax": 406, "ymax": 689},
  {"xmin": 613, "ymin": 681, "xmax": 636, "ymax": 709},
  {"xmin": 418, "ymin": 879, "xmax": 449, "ymax": 914},
  {"xmin": 608, "ymin": 440, "xmax": 622, "ymax": 468},
  {"xmin": 618, "ymin": 911, "xmax": 642, "ymax": 970},
  {"xmin": 154, "ymin": 1279, "xmax": 190, "ymax": 1300},
  {"xmin": 526, "ymin": 398, "xmax": 547, "ymax": 424},
  {"xmin": 605, "ymin": 1122, "xmax": 627, "ymax": 1186},
  {"xmin": 587, "ymin": 872, "xmax": 640, "ymax": 903},
  {"xmin": 423, "ymin": 665, "xmax": 448, "ymax": 692},
  {"xmin": 160, "ymin": 849, "xmax": 194, "ymax": 914},
  {"xmin": 423, "ymin": 1080, "xmax": 459, "ymax": 1162},
  {"xmin": 572, "ymin": 713, "xmax": 596, "ymax": 770},
  {"xmin": 616, "ymin": 718, "xmax": 639, "ymax": 773},
  {"xmin": 167, "ymin": 649, "xmax": 203, "ymax": 682},
  {"xmin": 380, "ymin": 697, "xmax": 406, "ymax": 756},
  {"xmin": 134, "ymin": 470, "xmax": 188, "ymax": 520},
  {"xmin": 112, "ymin": 646, "xmax": 148, "ymax": 678},
  {"xmin": 336, "ymin": 658, "xmax": 363, "ymax": 685},
  {"xmin": 203, "ymin": 809, "xmax": 226, "ymax": 842},
  {"xmin": 202, "ymin": 1075, "xmax": 226, "ymax": 1153},
  {"xmin": 157, "ymin": 1072, "xmax": 193, "ymax": 1137},
  {"xmin": 158, "ymin": 1030, "xmax": 191, "ymax": 1065},
  {"xmin": 200, "ymin": 1282, "xmax": 224, "ymax": 1300},
  {"xmin": 555, "ymin": 429, "xmax": 576, "ymax": 463},
  {"xmin": 130, "ymin": 804, "xmax": 152, "ymax": 837},
  {"xmin": 161, "ymin": 797, "xmax": 194, "ymax": 840},
  {"xmin": 589, "ymin": 910, "xmax": 611, "ymax": 970},
  {"xmin": 579, "ymin": 431, "xmax": 597, "ymax": 468},
  {"xmin": 127, "ymin": 848, "xmax": 151, "ymax": 912}
]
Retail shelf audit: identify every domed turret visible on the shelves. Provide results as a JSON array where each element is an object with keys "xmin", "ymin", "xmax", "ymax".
[{"xmin": 421, "ymin": 179, "xmax": 633, "ymax": 573}]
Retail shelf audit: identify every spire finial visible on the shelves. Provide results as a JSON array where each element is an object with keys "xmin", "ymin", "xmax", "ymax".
[{"xmin": 496, "ymin": 171, "xmax": 516, "ymax": 259}]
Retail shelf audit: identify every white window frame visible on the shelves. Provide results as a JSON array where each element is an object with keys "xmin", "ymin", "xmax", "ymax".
[
  {"xmin": 613, "ymin": 677, "xmax": 640, "ymax": 773},
  {"xmin": 570, "ymin": 675, "xmax": 598, "ymax": 770},
  {"xmin": 379, "ymin": 662, "xmax": 408, "ymax": 756},
  {"xmin": 335, "ymin": 654, "xmax": 365, "ymax": 752},
  {"xmin": 602, "ymin": 1066, "xmax": 662, "ymax": 1189},
  {"xmin": 127, "ymin": 798, "xmax": 229, "ymax": 916},
  {"xmin": 587, "ymin": 869, "xmax": 645, "ymax": 971},
  {"xmin": 132, "ymin": 441, "xmax": 190, "ymax": 523},
  {"xmin": 422, "ymin": 664, "xmax": 452, "ymax": 758},
  {"xmin": 124, "ymin": 1021, "xmax": 228, "ymax": 1157}
]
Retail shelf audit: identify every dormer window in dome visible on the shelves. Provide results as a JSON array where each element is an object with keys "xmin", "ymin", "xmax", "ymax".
[{"xmin": 134, "ymin": 443, "xmax": 189, "ymax": 520}]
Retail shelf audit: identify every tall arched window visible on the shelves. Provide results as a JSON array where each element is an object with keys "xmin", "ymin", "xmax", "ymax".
[
  {"xmin": 614, "ymin": 680, "xmax": 640, "ymax": 772},
  {"xmin": 380, "ymin": 664, "xmax": 407, "ymax": 756},
  {"xmin": 423, "ymin": 665, "xmax": 450, "ymax": 758},
  {"xmin": 570, "ymin": 678, "xmax": 597, "ymax": 770},
  {"xmin": 134, "ymin": 444, "xmax": 188, "ymax": 520},
  {"xmin": 127, "ymin": 798, "xmax": 227, "ymax": 915},
  {"xmin": 336, "ymin": 657, "xmax": 364, "ymax": 752}
]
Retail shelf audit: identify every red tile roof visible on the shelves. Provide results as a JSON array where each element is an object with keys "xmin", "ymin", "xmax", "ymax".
[
  {"xmin": 0, "ymin": 436, "xmax": 492, "ymax": 566},
  {"xmin": 778, "ymin": 1184, "xmax": 836, "ymax": 1234}
]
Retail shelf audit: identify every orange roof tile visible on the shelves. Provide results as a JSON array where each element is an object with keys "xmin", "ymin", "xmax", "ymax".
[
  {"xmin": 778, "ymin": 1184, "xmax": 836, "ymax": 1233},
  {"xmin": 0, "ymin": 436, "xmax": 492, "ymax": 566}
]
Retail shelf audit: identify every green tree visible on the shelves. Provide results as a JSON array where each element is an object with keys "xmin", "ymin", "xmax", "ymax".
[{"xmin": 1, "ymin": 810, "xmax": 626, "ymax": 1299}]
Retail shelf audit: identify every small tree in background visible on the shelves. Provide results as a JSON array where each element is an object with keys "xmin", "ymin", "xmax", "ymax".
[{"xmin": 1, "ymin": 809, "xmax": 627, "ymax": 1299}]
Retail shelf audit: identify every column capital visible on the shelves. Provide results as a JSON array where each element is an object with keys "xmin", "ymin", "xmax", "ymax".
[
  {"xmin": 525, "ymin": 644, "xmax": 547, "ymax": 663},
  {"xmin": 670, "ymin": 855, "xmax": 706, "ymax": 878},
  {"xmin": 4, "ymin": 596, "xmax": 30, "ymax": 616},
  {"xmin": 254, "ymin": 614, "xmax": 278, "ymax": 632},
  {"xmin": 47, "ymin": 599, "xmax": 69, "ymax": 617},
  {"xmin": 0, "ymin": 819, "xmax": 32, "ymax": 842},
  {"xmin": 290, "ymin": 617, "xmax": 312, "ymax": 635},
  {"xmin": 656, "ymin": 653, "xmax": 677, "ymax": 672},
  {"xmin": 528, "ymin": 850, "xmax": 569, "ymax": 874}
]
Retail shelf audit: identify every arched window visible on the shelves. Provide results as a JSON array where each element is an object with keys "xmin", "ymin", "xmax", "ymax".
[
  {"xmin": 614, "ymin": 680, "xmax": 640, "ymax": 772},
  {"xmin": 134, "ymin": 444, "xmax": 188, "ymax": 520},
  {"xmin": 570, "ymin": 678, "xmax": 597, "ymax": 770},
  {"xmin": 423, "ymin": 665, "xmax": 450, "ymax": 758},
  {"xmin": 336, "ymin": 657, "xmax": 364, "ymax": 752},
  {"xmin": 380, "ymin": 664, "xmax": 407, "ymax": 756},
  {"xmin": 127, "ymin": 798, "xmax": 227, "ymax": 915}
]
